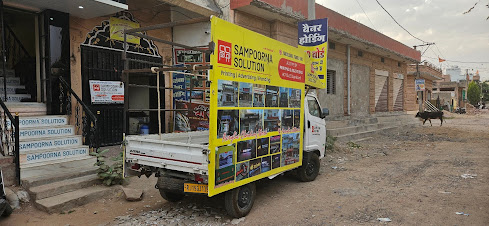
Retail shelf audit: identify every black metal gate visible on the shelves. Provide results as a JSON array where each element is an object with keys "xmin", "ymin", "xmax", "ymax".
[{"xmin": 81, "ymin": 46, "xmax": 162, "ymax": 146}]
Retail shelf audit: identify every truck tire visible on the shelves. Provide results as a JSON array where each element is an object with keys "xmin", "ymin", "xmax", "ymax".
[
  {"xmin": 159, "ymin": 189, "xmax": 185, "ymax": 202},
  {"xmin": 156, "ymin": 176, "xmax": 185, "ymax": 202},
  {"xmin": 2, "ymin": 203, "xmax": 12, "ymax": 217},
  {"xmin": 224, "ymin": 183, "xmax": 256, "ymax": 218},
  {"xmin": 298, "ymin": 152, "xmax": 320, "ymax": 182}
]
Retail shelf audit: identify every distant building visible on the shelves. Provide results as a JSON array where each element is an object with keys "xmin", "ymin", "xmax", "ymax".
[
  {"xmin": 446, "ymin": 66, "xmax": 463, "ymax": 81},
  {"xmin": 473, "ymin": 70, "xmax": 480, "ymax": 82},
  {"xmin": 407, "ymin": 62, "xmax": 443, "ymax": 111}
]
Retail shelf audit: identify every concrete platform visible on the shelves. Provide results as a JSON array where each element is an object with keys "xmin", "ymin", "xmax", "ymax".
[{"xmin": 326, "ymin": 113, "xmax": 420, "ymax": 142}]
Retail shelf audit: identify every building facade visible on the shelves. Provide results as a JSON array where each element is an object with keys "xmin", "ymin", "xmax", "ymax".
[
  {"xmin": 406, "ymin": 62, "xmax": 443, "ymax": 111},
  {"xmin": 229, "ymin": 0, "xmax": 420, "ymax": 118}
]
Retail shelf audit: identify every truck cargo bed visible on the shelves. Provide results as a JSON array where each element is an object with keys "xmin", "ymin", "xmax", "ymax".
[{"xmin": 125, "ymin": 131, "xmax": 209, "ymax": 174}]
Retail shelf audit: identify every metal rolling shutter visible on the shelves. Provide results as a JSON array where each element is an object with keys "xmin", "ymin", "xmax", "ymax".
[
  {"xmin": 393, "ymin": 73, "xmax": 404, "ymax": 111},
  {"xmin": 375, "ymin": 70, "xmax": 388, "ymax": 112}
]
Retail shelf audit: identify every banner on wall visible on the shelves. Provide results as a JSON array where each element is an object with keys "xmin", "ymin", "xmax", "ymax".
[
  {"xmin": 415, "ymin": 79, "xmax": 425, "ymax": 91},
  {"xmin": 298, "ymin": 18, "xmax": 328, "ymax": 89},
  {"xmin": 109, "ymin": 17, "xmax": 140, "ymax": 45},
  {"xmin": 174, "ymin": 100, "xmax": 210, "ymax": 132},
  {"xmin": 208, "ymin": 17, "xmax": 307, "ymax": 196},
  {"xmin": 89, "ymin": 80, "xmax": 124, "ymax": 104}
]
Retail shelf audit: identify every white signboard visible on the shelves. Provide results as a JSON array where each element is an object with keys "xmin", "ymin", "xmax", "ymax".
[{"xmin": 89, "ymin": 80, "xmax": 124, "ymax": 104}]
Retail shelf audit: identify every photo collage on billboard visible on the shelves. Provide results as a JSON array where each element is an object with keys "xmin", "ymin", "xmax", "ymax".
[
  {"xmin": 172, "ymin": 48, "xmax": 211, "ymax": 132},
  {"xmin": 215, "ymin": 79, "xmax": 302, "ymax": 188}
]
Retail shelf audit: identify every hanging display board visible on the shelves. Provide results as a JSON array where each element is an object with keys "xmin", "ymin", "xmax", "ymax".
[
  {"xmin": 298, "ymin": 18, "xmax": 328, "ymax": 89},
  {"xmin": 208, "ymin": 17, "xmax": 308, "ymax": 196}
]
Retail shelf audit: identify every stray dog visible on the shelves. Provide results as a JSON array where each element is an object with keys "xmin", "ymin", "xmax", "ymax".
[{"xmin": 415, "ymin": 111, "xmax": 444, "ymax": 126}]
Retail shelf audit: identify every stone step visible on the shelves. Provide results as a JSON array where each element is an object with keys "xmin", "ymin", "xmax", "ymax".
[
  {"xmin": 0, "ymin": 85, "xmax": 26, "ymax": 94},
  {"xmin": 19, "ymin": 125, "xmax": 74, "ymax": 140},
  {"xmin": 28, "ymin": 174, "xmax": 100, "ymax": 200},
  {"xmin": 20, "ymin": 146, "xmax": 90, "ymax": 168},
  {"xmin": 20, "ymin": 135, "xmax": 82, "ymax": 152},
  {"xmin": 0, "ymin": 93, "xmax": 31, "ymax": 102},
  {"xmin": 0, "ymin": 77, "xmax": 21, "ymax": 85},
  {"xmin": 7, "ymin": 115, "xmax": 68, "ymax": 129},
  {"xmin": 3, "ymin": 102, "xmax": 46, "ymax": 116},
  {"xmin": 327, "ymin": 122, "xmax": 394, "ymax": 137},
  {"xmin": 335, "ymin": 122, "xmax": 418, "ymax": 142},
  {"xmin": 35, "ymin": 185, "xmax": 115, "ymax": 214},
  {"xmin": 327, "ymin": 119, "xmax": 411, "ymax": 137},
  {"xmin": 21, "ymin": 157, "xmax": 97, "ymax": 188}
]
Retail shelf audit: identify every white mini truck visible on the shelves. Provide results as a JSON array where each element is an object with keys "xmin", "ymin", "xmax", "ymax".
[
  {"xmin": 124, "ymin": 93, "xmax": 328, "ymax": 217},
  {"xmin": 123, "ymin": 17, "xmax": 329, "ymax": 218}
]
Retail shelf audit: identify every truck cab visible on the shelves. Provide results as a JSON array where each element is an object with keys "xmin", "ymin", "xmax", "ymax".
[
  {"xmin": 304, "ymin": 92, "xmax": 328, "ymax": 158},
  {"xmin": 294, "ymin": 92, "xmax": 328, "ymax": 182}
]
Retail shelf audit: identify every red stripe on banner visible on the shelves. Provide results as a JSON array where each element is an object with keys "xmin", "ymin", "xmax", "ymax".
[{"xmin": 130, "ymin": 153, "xmax": 202, "ymax": 165}]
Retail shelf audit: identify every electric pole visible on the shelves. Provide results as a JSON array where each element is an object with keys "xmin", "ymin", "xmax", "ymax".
[{"xmin": 413, "ymin": 42, "xmax": 435, "ymax": 112}]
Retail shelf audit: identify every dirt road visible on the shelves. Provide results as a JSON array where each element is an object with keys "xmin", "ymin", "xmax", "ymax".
[{"xmin": 2, "ymin": 113, "xmax": 488, "ymax": 225}]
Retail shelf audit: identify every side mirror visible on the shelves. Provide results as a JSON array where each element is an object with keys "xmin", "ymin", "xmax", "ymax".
[{"xmin": 321, "ymin": 108, "xmax": 329, "ymax": 118}]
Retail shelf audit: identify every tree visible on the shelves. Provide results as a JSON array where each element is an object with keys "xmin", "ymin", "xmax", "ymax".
[
  {"xmin": 481, "ymin": 82, "xmax": 489, "ymax": 103},
  {"xmin": 467, "ymin": 81, "xmax": 481, "ymax": 106}
]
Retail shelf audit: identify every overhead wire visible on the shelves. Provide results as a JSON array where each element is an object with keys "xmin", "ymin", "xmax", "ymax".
[
  {"xmin": 434, "ymin": 44, "xmax": 446, "ymax": 59},
  {"xmin": 375, "ymin": 0, "xmax": 427, "ymax": 43},
  {"xmin": 421, "ymin": 45, "xmax": 431, "ymax": 56},
  {"xmin": 423, "ymin": 56, "xmax": 489, "ymax": 64},
  {"xmin": 353, "ymin": 0, "xmax": 378, "ymax": 30}
]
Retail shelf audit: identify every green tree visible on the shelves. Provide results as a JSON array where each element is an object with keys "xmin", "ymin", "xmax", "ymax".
[
  {"xmin": 467, "ymin": 81, "xmax": 481, "ymax": 106},
  {"xmin": 482, "ymin": 82, "xmax": 489, "ymax": 103}
]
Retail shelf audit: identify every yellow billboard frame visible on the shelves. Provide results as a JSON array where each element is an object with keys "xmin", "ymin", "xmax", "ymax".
[{"xmin": 208, "ymin": 17, "xmax": 312, "ymax": 197}]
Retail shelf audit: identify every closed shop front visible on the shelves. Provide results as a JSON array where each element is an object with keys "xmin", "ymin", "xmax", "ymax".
[
  {"xmin": 393, "ymin": 73, "xmax": 404, "ymax": 111},
  {"xmin": 375, "ymin": 69, "xmax": 389, "ymax": 112}
]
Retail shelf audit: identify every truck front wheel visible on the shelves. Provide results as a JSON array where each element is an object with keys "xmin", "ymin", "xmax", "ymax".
[
  {"xmin": 224, "ymin": 183, "xmax": 256, "ymax": 218},
  {"xmin": 159, "ymin": 190, "xmax": 185, "ymax": 202},
  {"xmin": 298, "ymin": 153, "xmax": 320, "ymax": 182}
]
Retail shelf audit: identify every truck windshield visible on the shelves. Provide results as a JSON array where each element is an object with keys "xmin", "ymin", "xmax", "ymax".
[{"xmin": 307, "ymin": 96, "xmax": 321, "ymax": 117}]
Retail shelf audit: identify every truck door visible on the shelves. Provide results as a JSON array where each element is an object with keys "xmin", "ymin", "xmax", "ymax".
[{"xmin": 304, "ymin": 95, "xmax": 326, "ymax": 156}]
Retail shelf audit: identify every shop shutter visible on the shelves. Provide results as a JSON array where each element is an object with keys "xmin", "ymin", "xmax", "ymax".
[
  {"xmin": 393, "ymin": 73, "xmax": 404, "ymax": 111},
  {"xmin": 374, "ymin": 70, "xmax": 388, "ymax": 112}
]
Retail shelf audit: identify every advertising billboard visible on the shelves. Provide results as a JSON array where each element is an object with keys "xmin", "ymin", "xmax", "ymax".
[
  {"xmin": 298, "ymin": 18, "xmax": 328, "ymax": 89},
  {"xmin": 208, "ymin": 17, "xmax": 306, "ymax": 196}
]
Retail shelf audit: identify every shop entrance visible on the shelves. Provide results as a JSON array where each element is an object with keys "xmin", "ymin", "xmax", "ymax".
[
  {"xmin": 1, "ymin": 8, "xmax": 37, "ymax": 102},
  {"xmin": 81, "ymin": 46, "xmax": 162, "ymax": 146},
  {"xmin": 1, "ymin": 7, "xmax": 70, "ymax": 114}
]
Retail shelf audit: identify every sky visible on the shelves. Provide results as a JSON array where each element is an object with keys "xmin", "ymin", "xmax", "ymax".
[{"xmin": 317, "ymin": 0, "xmax": 489, "ymax": 81}]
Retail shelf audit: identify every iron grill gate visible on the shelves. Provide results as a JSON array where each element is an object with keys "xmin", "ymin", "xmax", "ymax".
[{"xmin": 81, "ymin": 46, "xmax": 162, "ymax": 146}]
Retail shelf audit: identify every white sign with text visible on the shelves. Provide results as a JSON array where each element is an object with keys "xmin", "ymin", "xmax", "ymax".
[{"xmin": 89, "ymin": 80, "xmax": 124, "ymax": 104}]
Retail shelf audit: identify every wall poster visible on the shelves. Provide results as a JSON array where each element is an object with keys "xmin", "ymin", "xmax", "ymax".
[
  {"xmin": 208, "ymin": 17, "xmax": 309, "ymax": 196},
  {"xmin": 172, "ymin": 48, "xmax": 211, "ymax": 132}
]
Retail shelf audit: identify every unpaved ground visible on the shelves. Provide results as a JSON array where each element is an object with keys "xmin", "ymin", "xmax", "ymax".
[{"xmin": 1, "ymin": 113, "xmax": 488, "ymax": 225}]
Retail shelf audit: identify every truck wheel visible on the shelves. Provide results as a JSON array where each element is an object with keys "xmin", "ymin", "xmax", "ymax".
[
  {"xmin": 224, "ymin": 183, "xmax": 256, "ymax": 218},
  {"xmin": 298, "ymin": 153, "xmax": 320, "ymax": 182},
  {"xmin": 159, "ymin": 190, "xmax": 185, "ymax": 202},
  {"xmin": 2, "ymin": 203, "xmax": 12, "ymax": 217}
]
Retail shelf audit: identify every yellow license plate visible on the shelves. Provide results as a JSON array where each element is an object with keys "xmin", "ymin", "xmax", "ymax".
[{"xmin": 184, "ymin": 183, "xmax": 208, "ymax": 194}]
